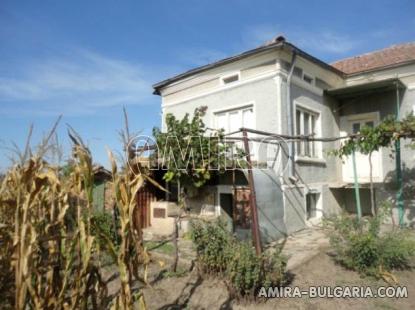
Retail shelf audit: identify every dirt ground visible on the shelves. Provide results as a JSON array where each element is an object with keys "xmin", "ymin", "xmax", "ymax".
[{"xmin": 139, "ymin": 250, "xmax": 415, "ymax": 310}]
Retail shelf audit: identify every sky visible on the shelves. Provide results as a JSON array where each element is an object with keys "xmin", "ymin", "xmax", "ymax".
[{"xmin": 0, "ymin": 0, "xmax": 414, "ymax": 170}]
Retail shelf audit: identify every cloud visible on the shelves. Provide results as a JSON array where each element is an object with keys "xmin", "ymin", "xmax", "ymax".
[
  {"xmin": 242, "ymin": 24, "xmax": 362, "ymax": 56},
  {"xmin": 0, "ymin": 49, "xmax": 158, "ymax": 116}
]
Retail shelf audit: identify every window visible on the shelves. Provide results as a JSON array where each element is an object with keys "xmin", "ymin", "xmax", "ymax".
[
  {"xmin": 295, "ymin": 107, "xmax": 319, "ymax": 158},
  {"xmin": 221, "ymin": 73, "xmax": 240, "ymax": 85},
  {"xmin": 303, "ymin": 74, "xmax": 314, "ymax": 85},
  {"xmin": 293, "ymin": 66, "xmax": 303, "ymax": 78},
  {"xmin": 215, "ymin": 106, "xmax": 254, "ymax": 133},
  {"xmin": 306, "ymin": 192, "xmax": 320, "ymax": 220},
  {"xmin": 352, "ymin": 120, "xmax": 374, "ymax": 134},
  {"xmin": 215, "ymin": 106, "xmax": 255, "ymax": 158},
  {"xmin": 292, "ymin": 66, "xmax": 314, "ymax": 86}
]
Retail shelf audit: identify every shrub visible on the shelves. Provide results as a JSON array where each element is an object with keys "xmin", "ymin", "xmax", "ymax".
[
  {"xmin": 91, "ymin": 210, "xmax": 119, "ymax": 247},
  {"xmin": 325, "ymin": 207, "xmax": 415, "ymax": 279},
  {"xmin": 191, "ymin": 219, "xmax": 232, "ymax": 273},
  {"xmin": 226, "ymin": 241, "xmax": 263, "ymax": 296},
  {"xmin": 190, "ymin": 220, "xmax": 286, "ymax": 299}
]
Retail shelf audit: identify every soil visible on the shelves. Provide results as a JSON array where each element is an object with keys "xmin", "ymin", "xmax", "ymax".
[{"xmin": 139, "ymin": 250, "xmax": 415, "ymax": 310}]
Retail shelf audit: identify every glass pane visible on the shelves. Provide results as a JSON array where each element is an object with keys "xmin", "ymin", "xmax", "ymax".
[
  {"xmin": 311, "ymin": 115, "xmax": 316, "ymax": 157},
  {"xmin": 304, "ymin": 113, "xmax": 310, "ymax": 156},
  {"xmin": 365, "ymin": 121, "xmax": 374, "ymax": 128},
  {"xmin": 306, "ymin": 194, "xmax": 318, "ymax": 220},
  {"xmin": 242, "ymin": 108, "xmax": 254, "ymax": 129},
  {"xmin": 216, "ymin": 113, "xmax": 227, "ymax": 132},
  {"xmin": 229, "ymin": 111, "xmax": 240, "ymax": 133},
  {"xmin": 296, "ymin": 110, "xmax": 302, "ymax": 155},
  {"xmin": 352, "ymin": 122, "xmax": 360, "ymax": 134}
]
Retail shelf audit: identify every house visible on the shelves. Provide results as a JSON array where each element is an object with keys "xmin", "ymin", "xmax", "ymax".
[{"xmin": 152, "ymin": 36, "xmax": 415, "ymax": 242}]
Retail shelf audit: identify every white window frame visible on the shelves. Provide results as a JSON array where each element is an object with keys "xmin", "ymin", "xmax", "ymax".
[
  {"xmin": 294, "ymin": 102, "xmax": 323, "ymax": 160},
  {"xmin": 220, "ymin": 71, "xmax": 241, "ymax": 86},
  {"xmin": 212, "ymin": 102, "xmax": 256, "ymax": 159},
  {"xmin": 212, "ymin": 102, "xmax": 255, "ymax": 133}
]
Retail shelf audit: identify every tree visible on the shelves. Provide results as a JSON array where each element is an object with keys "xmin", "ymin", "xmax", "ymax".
[
  {"xmin": 153, "ymin": 106, "xmax": 233, "ymax": 193},
  {"xmin": 153, "ymin": 106, "xmax": 237, "ymax": 271}
]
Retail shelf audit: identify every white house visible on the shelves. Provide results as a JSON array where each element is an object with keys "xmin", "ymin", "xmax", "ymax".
[{"xmin": 152, "ymin": 36, "xmax": 415, "ymax": 241}]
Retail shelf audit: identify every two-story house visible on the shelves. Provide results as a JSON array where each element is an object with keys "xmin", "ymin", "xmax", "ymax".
[{"xmin": 152, "ymin": 36, "xmax": 415, "ymax": 242}]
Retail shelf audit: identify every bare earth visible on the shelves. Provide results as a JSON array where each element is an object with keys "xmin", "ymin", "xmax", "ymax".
[{"xmin": 139, "ymin": 251, "xmax": 415, "ymax": 310}]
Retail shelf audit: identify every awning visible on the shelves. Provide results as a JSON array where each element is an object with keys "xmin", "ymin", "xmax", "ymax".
[{"xmin": 325, "ymin": 78, "xmax": 406, "ymax": 99}]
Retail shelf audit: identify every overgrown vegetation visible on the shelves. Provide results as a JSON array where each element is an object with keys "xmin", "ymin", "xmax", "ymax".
[
  {"xmin": 91, "ymin": 210, "xmax": 119, "ymax": 250},
  {"xmin": 0, "ymin": 115, "xmax": 156, "ymax": 309},
  {"xmin": 324, "ymin": 204, "xmax": 415, "ymax": 282},
  {"xmin": 153, "ymin": 107, "xmax": 240, "ymax": 273},
  {"xmin": 153, "ymin": 106, "xmax": 232, "ymax": 191},
  {"xmin": 191, "ymin": 220, "xmax": 286, "ymax": 299},
  {"xmin": 331, "ymin": 113, "xmax": 415, "ymax": 215}
]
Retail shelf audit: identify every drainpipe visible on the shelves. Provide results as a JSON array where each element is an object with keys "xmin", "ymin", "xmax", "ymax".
[
  {"xmin": 286, "ymin": 51, "xmax": 297, "ymax": 181},
  {"xmin": 395, "ymin": 83, "xmax": 404, "ymax": 227}
]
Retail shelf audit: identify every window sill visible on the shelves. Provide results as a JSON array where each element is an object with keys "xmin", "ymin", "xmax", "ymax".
[{"xmin": 295, "ymin": 156, "xmax": 326, "ymax": 165}]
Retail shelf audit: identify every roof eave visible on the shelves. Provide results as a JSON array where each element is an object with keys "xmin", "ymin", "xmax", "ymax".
[
  {"xmin": 152, "ymin": 42, "xmax": 285, "ymax": 95},
  {"xmin": 152, "ymin": 41, "xmax": 345, "ymax": 95},
  {"xmin": 325, "ymin": 78, "xmax": 406, "ymax": 99}
]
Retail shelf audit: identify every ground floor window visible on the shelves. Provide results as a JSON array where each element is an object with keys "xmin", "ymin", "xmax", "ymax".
[{"xmin": 306, "ymin": 192, "xmax": 320, "ymax": 220}]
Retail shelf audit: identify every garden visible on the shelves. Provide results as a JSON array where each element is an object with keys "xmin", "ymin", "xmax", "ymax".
[{"xmin": 1, "ymin": 110, "xmax": 415, "ymax": 309}]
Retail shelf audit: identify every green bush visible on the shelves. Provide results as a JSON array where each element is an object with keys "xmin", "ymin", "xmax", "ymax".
[
  {"xmin": 190, "ymin": 219, "xmax": 232, "ymax": 273},
  {"xmin": 91, "ymin": 210, "xmax": 119, "ymax": 248},
  {"xmin": 190, "ymin": 220, "xmax": 286, "ymax": 299},
  {"xmin": 325, "ymin": 207, "xmax": 415, "ymax": 278}
]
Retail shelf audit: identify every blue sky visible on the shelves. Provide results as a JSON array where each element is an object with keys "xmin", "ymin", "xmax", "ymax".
[{"xmin": 0, "ymin": 0, "xmax": 414, "ymax": 170}]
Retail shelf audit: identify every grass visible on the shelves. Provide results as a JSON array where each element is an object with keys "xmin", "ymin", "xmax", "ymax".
[{"xmin": 145, "ymin": 240, "xmax": 175, "ymax": 255}]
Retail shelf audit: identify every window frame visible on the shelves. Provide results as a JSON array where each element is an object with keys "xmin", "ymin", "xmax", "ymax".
[
  {"xmin": 294, "ymin": 103, "xmax": 322, "ymax": 160},
  {"xmin": 213, "ymin": 103, "xmax": 256, "ymax": 159},
  {"xmin": 212, "ymin": 103, "xmax": 255, "ymax": 134}
]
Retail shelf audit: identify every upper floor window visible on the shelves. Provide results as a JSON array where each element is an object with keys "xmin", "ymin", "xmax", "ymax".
[
  {"xmin": 295, "ymin": 107, "xmax": 320, "ymax": 158},
  {"xmin": 292, "ymin": 66, "xmax": 314, "ymax": 85},
  {"xmin": 221, "ymin": 72, "xmax": 240, "ymax": 85},
  {"xmin": 215, "ymin": 105, "xmax": 254, "ymax": 133},
  {"xmin": 303, "ymin": 74, "xmax": 314, "ymax": 85}
]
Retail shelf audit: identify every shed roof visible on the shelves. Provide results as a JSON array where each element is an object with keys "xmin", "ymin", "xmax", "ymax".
[{"xmin": 325, "ymin": 78, "xmax": 405, "ymax": 99}]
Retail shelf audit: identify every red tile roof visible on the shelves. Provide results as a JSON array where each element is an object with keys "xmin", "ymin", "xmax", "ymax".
[{"xmin": 331, "ymin": 42, "xmax": 415, "ymax": 75}]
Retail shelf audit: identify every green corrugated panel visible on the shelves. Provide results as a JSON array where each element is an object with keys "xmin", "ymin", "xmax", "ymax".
[{"xmin": 93, "ymin": 181, "xmax": 105, "ymax": 210}]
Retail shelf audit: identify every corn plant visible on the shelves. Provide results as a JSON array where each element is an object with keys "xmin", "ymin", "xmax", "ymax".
[{"xmin": 0, "ymin": 116, "xmax": 156, "ymax": 309}]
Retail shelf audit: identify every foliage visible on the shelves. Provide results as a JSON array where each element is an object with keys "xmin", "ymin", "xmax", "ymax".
[
  {"xmin": 153, "ymin": 107, "xmax": 236, "ymax": 192},
  {"xmin": 0, "ymin": 130, "xmax": 107, "ymax": 309},
  {"xmin": 331, "ymin": 113, "xmax": 415, "ymax": 158},
  {"xmin": 330, "ymin": 113, "xmax": 415, "ymax": 215},
  {"xmin": 190, "ymin": 219, "xmax": 233, "ymax": 273},
  {"xmin": 190, "ymin": 220, "xmax": 286, "ymax": 299},
  {"xmin": 0, "ymin": 121, "xmax": 152, "ymax": 309},
  {"xmin": 91, "ymin": 210, "xmax": 119, "ymax": 248},
  {"xmin": 324, "ymin": 205, "xmax": 415, "ymax": 280}
]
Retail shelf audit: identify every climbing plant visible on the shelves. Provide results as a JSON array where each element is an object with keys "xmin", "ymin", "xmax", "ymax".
[
  {"xmin": 153, "ymin": 106, "xmax": 235, "ymax": 192},
  {"xmin": 331, "ymin": 113, "xmax": 415, "ymax": 215}
]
